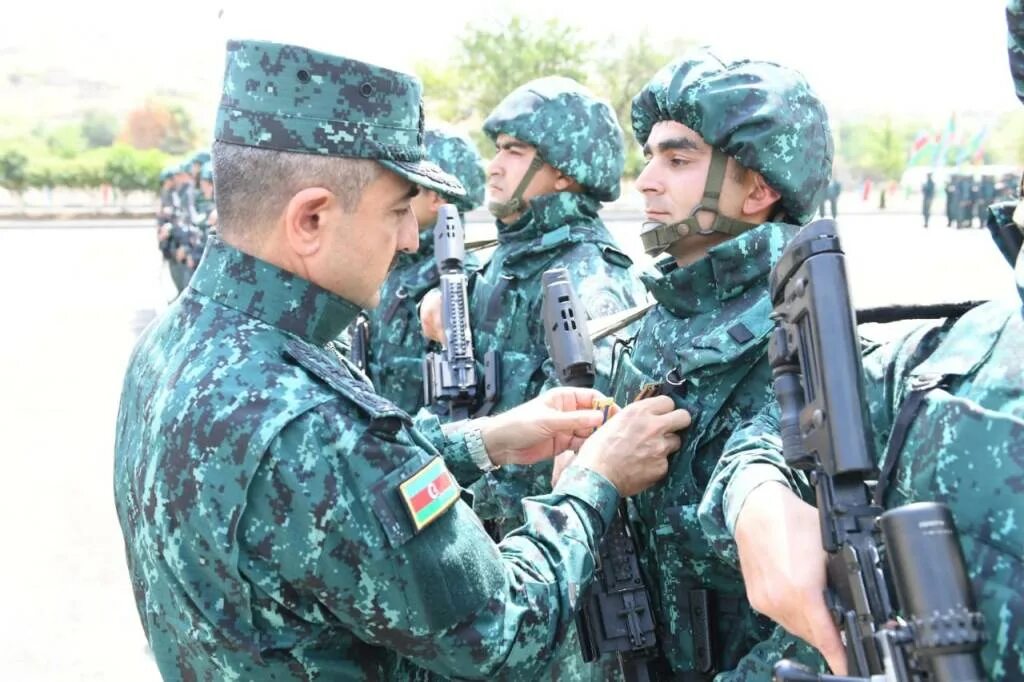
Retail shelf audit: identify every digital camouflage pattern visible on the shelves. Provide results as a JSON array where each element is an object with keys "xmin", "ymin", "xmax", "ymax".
[
  {"xmin": 465, "ymin": 191, "xmax": 643, "ymax": 533},
  {"xmin": 483, "ymin": 77, "xmax": 625, "ymax": 201},
  {"xmin": 1009, "ymin": 0, "xmax": 1024, "ymax": 104},
  {"xmin": 604, "ymin": 223, "xmax": 824, "ymax": 679},
  {"xmin": 113, "ymin": 237, "xmax": 622, "ymax": 681},
  {"xmin": 423, "ymin": 126, "xmax": 486, "ymax": 212},
  {"xmin": 631, "ymin": 48, "xmax": 834, "ymax": 224},
  {"xmin": 363, "ymin": 126, "xmax": 485, "ymax": 415},
  {"xmin": 700, "ymin": 237, "xmax": 1024, "ymax": 679},
  {"xmin": 213, "ymin": 39, "xmax": 465, "ymax": 199}
]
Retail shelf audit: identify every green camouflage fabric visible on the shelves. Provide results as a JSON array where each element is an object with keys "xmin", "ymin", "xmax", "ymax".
[
  {"xmin": 601, "ymin": 222, "xmax": 823, "ymax": 678},
  {"xmin": 213, "ymin": 39, "xmax": 464, "ymax": 198},
  {"xmin": 424, "ymin": 126, "xmax": 486, "ymax": 212},
  {"xmin": 700, "ymin": 245, "xmax": 1024, "ymax": 679},
  {"xmin": 631, "ymin": 48, "xmax": 834, "ymax": 223},
  {"xmin": 464, "ymin": 192, "xmax": 643, "ymax": 531},
  {"xmin": 361, "ymin": 126, "xmax": 485, "ymax": 415},
  {"xmin": 1010, "ymin": 0, "xmax": 1024, "ymax": 103},
  {"xmin": 483, "ymin": 77, "xmax": 625, "ymax": 201},
  {"xmin": 113, "ymin": 236, "xmax": 624, "ymax": 681},
  {"xmin": 459, "ymin": 192, "xmax": 643, "ymax": 682},
  {"xmin": 191, "ymin": 149, "xmax": 212, "ymax": 167}
]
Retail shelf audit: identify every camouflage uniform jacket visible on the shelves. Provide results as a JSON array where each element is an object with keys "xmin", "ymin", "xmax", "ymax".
[
  {"xmin": 364, "ymin": 229, "xmax": 480, "ymax": 415},
  {"xmin": 700, "ymin": 227, "xmax": 1024, "ymax": 680},
  {"xmin": 113, "ymin": 236, "xmax": 623, "ymax": 681},
  {"xmin": 606, "ymin": 221, "xmax": 822, "ymax": 678},
  {"xmin": 465, "ymin": 191, "xmax": 643, "ymax": 530}
]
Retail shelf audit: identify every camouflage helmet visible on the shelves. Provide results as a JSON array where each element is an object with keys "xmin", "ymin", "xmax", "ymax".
[
  {"xmin": 424, "ymin": 126, "xmax": 485, "ymax": 212},
  {"xmin": 199, "ymin": 161, "xmax": 214, "ymax": 182},
  {"xmin": 632, "ymin": 48, "xmax": 833, "ymax": 225},
  {"xmin": 483, "ymin": 76, "xmax": 624, "ymax": 202},
  {"xmin": 159, "ymin": 164, "xmax": 177, "ymax": 182},
  {"xmin": 190, "ymin": 150, "xmax": 212, "ymax": 167}
]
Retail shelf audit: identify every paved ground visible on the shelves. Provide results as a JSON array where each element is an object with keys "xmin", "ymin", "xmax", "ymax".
[{"xmin": 0, "ymin": 213, "xmax": 1015, "ymax": 680}]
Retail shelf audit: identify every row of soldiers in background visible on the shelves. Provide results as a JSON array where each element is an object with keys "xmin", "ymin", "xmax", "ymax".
[
  {"xmin": 922, "ymin": 170, "xmax": 1019, "ymax": 227},
  {"xmin": 156, "ymin": 149, "xmax": 217, "ymax": 294}
]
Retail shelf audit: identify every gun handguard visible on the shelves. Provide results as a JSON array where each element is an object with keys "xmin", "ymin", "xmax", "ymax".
[
  {"xmin": 423, "ymin": 205, "xmax": 478, "ymax": 421},
  {"xmin": 768, "ymin": 220, "xmax": 986, "ymax": 682},
  {"xmin": 541, "ymin": 268, "xmax": 659, "ymax": 681}
]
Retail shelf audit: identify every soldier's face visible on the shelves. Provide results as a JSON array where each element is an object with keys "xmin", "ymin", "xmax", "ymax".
[
  {"xmin": 411, "ymin": 189, "xmax": 444, "ymax": 230},
  {"xmin": 319, "ymin": 169, "xmax": 419, "ymax": 308},
  {"xmin": 636, "ymin": 121, "xmax": 747, "ymax": 231},
  {"xmin": 487, "ymin": 134, "xmax": 561, "ymax": 218}
]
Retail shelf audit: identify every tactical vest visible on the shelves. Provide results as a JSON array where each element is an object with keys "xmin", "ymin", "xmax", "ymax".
[
  {"xmin": 875, "ymin": 300, "xmax": 1024, "ymax": 680},
  {"xmin": 608, "ymin": 296, "xmax": 779, "ymax": 679}
]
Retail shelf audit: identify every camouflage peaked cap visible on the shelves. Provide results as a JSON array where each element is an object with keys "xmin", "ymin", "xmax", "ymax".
[
  {"xmin": 483, "ymin": 76, "xmax": 625, "ymax": 202},
  {"xmin": 424, "ymin": 126, "xmax": 485, "ymax": 212},
  {"xmin": 632, "ymin": 48, "xmax": 833, "ymax": 223},
  {"xmin": 214, "ymin": 39, "xmax": 464, "ymax": 198}
]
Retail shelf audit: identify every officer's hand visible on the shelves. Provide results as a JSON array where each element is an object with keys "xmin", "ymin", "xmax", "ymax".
[
  {"xmin": 480, "ymin": 387, "xmax": 615, "ymax": 467},
  {"xmin": 419, "ymin": 288, "xmax": 443, "ymax": 343},
  {"xmin": 550, "ymin": 450, "xmax": 576, "ymax": 487},
  {"xmin": 575, "ymin": 395, "xmax": 690, "ymax": 497},
  {"xmin": 734, "ymin": 483, "xmax": 847, "ymax": 675}
]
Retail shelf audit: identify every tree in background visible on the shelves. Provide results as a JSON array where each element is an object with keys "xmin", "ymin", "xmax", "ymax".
[
  {"xmin": 119, "ymin": 99, "xmax": 197, "ymax": 154},
  {"xmin": 81, "ymin": 110, "xmax": 118, "ymax": 149},
  {"xmin": 0, "ymin": 149, "xmax": 29, "ymax": 202}
]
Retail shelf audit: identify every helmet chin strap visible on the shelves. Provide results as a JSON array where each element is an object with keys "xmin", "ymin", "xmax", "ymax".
[
  {"xmin": 488, "ymin": 155, "xmax": 546, "ymax": 220},
  {"xmin": 639, "ymin": 147, "xmax": 758, "ymax": 258}
]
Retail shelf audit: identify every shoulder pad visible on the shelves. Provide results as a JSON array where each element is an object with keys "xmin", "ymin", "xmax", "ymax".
[
  {"xmin": 601, "ymin": 245, "xmax": 633, "ymax": 269},
  {"xmin": 284, "ymin": 339, "xmax": 411, "ymax": 425}
]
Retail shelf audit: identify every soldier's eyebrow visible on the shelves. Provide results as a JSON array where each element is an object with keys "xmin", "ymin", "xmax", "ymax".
[
  {"xmin": 644, "ymin": 137, "xmax": 701, "ymax": 156},
  {"xmin": 498, "ymin": 140, "xmax": 530, "ymax": 152}
]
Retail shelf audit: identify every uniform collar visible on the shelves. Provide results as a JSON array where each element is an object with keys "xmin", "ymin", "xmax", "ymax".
[
  {"xmin": 496, "ymin": 192, "xmax": 601, "ymax": 244},
  {"xmin": 642, "ymin": 222, "xmax": 799, "ymax": 318},
  {"xmin": 190, "ymin": 237, "xmax": 361, "ymax": 346}
]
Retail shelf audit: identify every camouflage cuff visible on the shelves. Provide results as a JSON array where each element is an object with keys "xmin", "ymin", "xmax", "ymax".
[
  {"xmin": 414, "ymin": 413, "xmax": 484, "ymax": 488},
  {"xmin": 553, "ymin": 463, "xmax": 619, "ymax": 536},
  {"xmin": 724, "ymin": 463, "xmax": 792, "ymax": 537}
]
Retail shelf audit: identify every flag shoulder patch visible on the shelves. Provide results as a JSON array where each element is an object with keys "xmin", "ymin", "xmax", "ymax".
[{"xmin": 398, "ymin": 456, "xmax": 459, "ymax": 532}]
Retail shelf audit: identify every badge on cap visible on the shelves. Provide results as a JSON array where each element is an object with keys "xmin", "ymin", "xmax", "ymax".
[{"xmin": 399, "ymin": 456, "xmax": 459, "ymax": 532}]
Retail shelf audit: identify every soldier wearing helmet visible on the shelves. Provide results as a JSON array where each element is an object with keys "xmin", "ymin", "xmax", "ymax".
[
  {"xmin": 556, "ymin": 49, "xmax": 834, "ymax": 678},
  {"xmin": 358, "ymin": 125, "xmax": 487, "ymax": 415},
  {"xmin": 701, "ymin": 8, "xmax": 1024, "ymax": 677},
  {"xmin": 422, "ymin": 76, "xmax": 644, "ymax": 529}
]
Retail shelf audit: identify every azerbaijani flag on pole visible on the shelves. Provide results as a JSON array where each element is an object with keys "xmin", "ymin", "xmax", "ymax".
[
  {"xmin": 957, "ymin": 124, "xmax": 990, "ymax": 165},
  {"xmin": 399, "ymin": 456, "xmax": 459, "ymax": 531},
  {"xmin": 907, "ymin": 129, "xmax": 935, "ymax": 166},
  {"xmin": 932, "ymin": 113, "xmax": 956, "ymax": 167}
]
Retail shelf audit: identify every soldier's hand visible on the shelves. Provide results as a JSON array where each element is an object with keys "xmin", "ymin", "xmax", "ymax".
[
  {"xmin": 208, "ymin": 208, "xmax": 218, "ymax": 225},
  {"xmin": 575, "ymin": 395, "xmax": 690, "ymax": 497},
  {"xmin": 551, "ymin": 450, "xmax": 576, "ymax": 487},
  {"xmin": 175, "ymin": 246, "xmax": 187, "ymax": 263},
  {"xmin": 734, "ymin": 483, "xmax": 848, "ymax": 675},
  {"xmin": 419, "ymin": 288, "xmax": 443, "ymax": 343},
  {"xmin": 158, "ymin": 224, "xmax": 170, "ymax": 240},
  {"xmin": 479, "ymin": 387, "xmax": 615, "ymax": 467}
]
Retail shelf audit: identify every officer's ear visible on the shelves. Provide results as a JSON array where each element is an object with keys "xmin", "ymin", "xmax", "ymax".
[{"xmin": 282, "ymin": 187, "xmax": 335, "ymax": 258}]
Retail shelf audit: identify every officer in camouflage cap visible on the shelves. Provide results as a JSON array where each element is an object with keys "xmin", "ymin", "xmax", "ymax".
[
  {"xmin": 566, "ymin": 48, "xmax": 834, "ymax": 678},
  {"xmin": 355, "ymin": 125, "xmax": 486, "ymax": 415},
  {"xmin": 700, "ymin": 11, "xmax": 1024, "ymax": 677},
  {"xmin": 113, "ymin": 38, "xmax": 688, "ymax": 681}
]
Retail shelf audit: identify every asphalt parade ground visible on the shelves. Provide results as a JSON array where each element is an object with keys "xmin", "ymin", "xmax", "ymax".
[{"xmin": 0, "ymin": 212, "xmax": 1015, "ymax": 680}]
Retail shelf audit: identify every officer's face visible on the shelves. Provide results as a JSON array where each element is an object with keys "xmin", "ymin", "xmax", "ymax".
[
  {"xmin": 318, "ymin": 169, "xmax": 419, "ymax": 308},
  {"xmin": 487, "ymin": 134, "xmax": 561, "ymax": 220},
  {"xmin": 636, "ymin": 121, "xmax": 747, "ymax": 231}
]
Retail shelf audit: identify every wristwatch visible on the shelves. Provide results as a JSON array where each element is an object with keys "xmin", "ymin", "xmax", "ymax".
[{"xmin": 464, "ymin": 423, "xmax": 499, "ymax": 473}]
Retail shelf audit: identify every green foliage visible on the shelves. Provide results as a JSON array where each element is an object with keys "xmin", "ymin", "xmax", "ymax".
[
  {"xmin": 0, "ymin": 149, "xmax": 29, "ymax": 192},
  {"xmin": 837, "ymin": 117, "xmax": 920, "ymax": 181},
  {"xmin": 46, "ymin": 124, "xmax": 87, "ymax": 159},
  {"xmin": 451, "ymin": 16, "xmax": 593, "ymax": 124},
  {"xmin": 81, "ymin": 109, "xmax": 119, "ymax": 148},
  {"xmin": 160, "ymin": 104, "xmax": 198, "ymax": 154},
  {"xmin": 103, "ymin": 145, "xmax": 169, "ymax": 191}
]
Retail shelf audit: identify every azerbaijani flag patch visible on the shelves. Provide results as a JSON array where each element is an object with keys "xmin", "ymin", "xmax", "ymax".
[{"xmin": 398, "ymin": 456, "xmax": 459, "ymax": 532}]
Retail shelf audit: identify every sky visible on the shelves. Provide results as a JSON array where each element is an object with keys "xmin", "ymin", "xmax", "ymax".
[{"xmin": 4, "ymin": 0, "xmax": 1022, "ymax": 128}]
